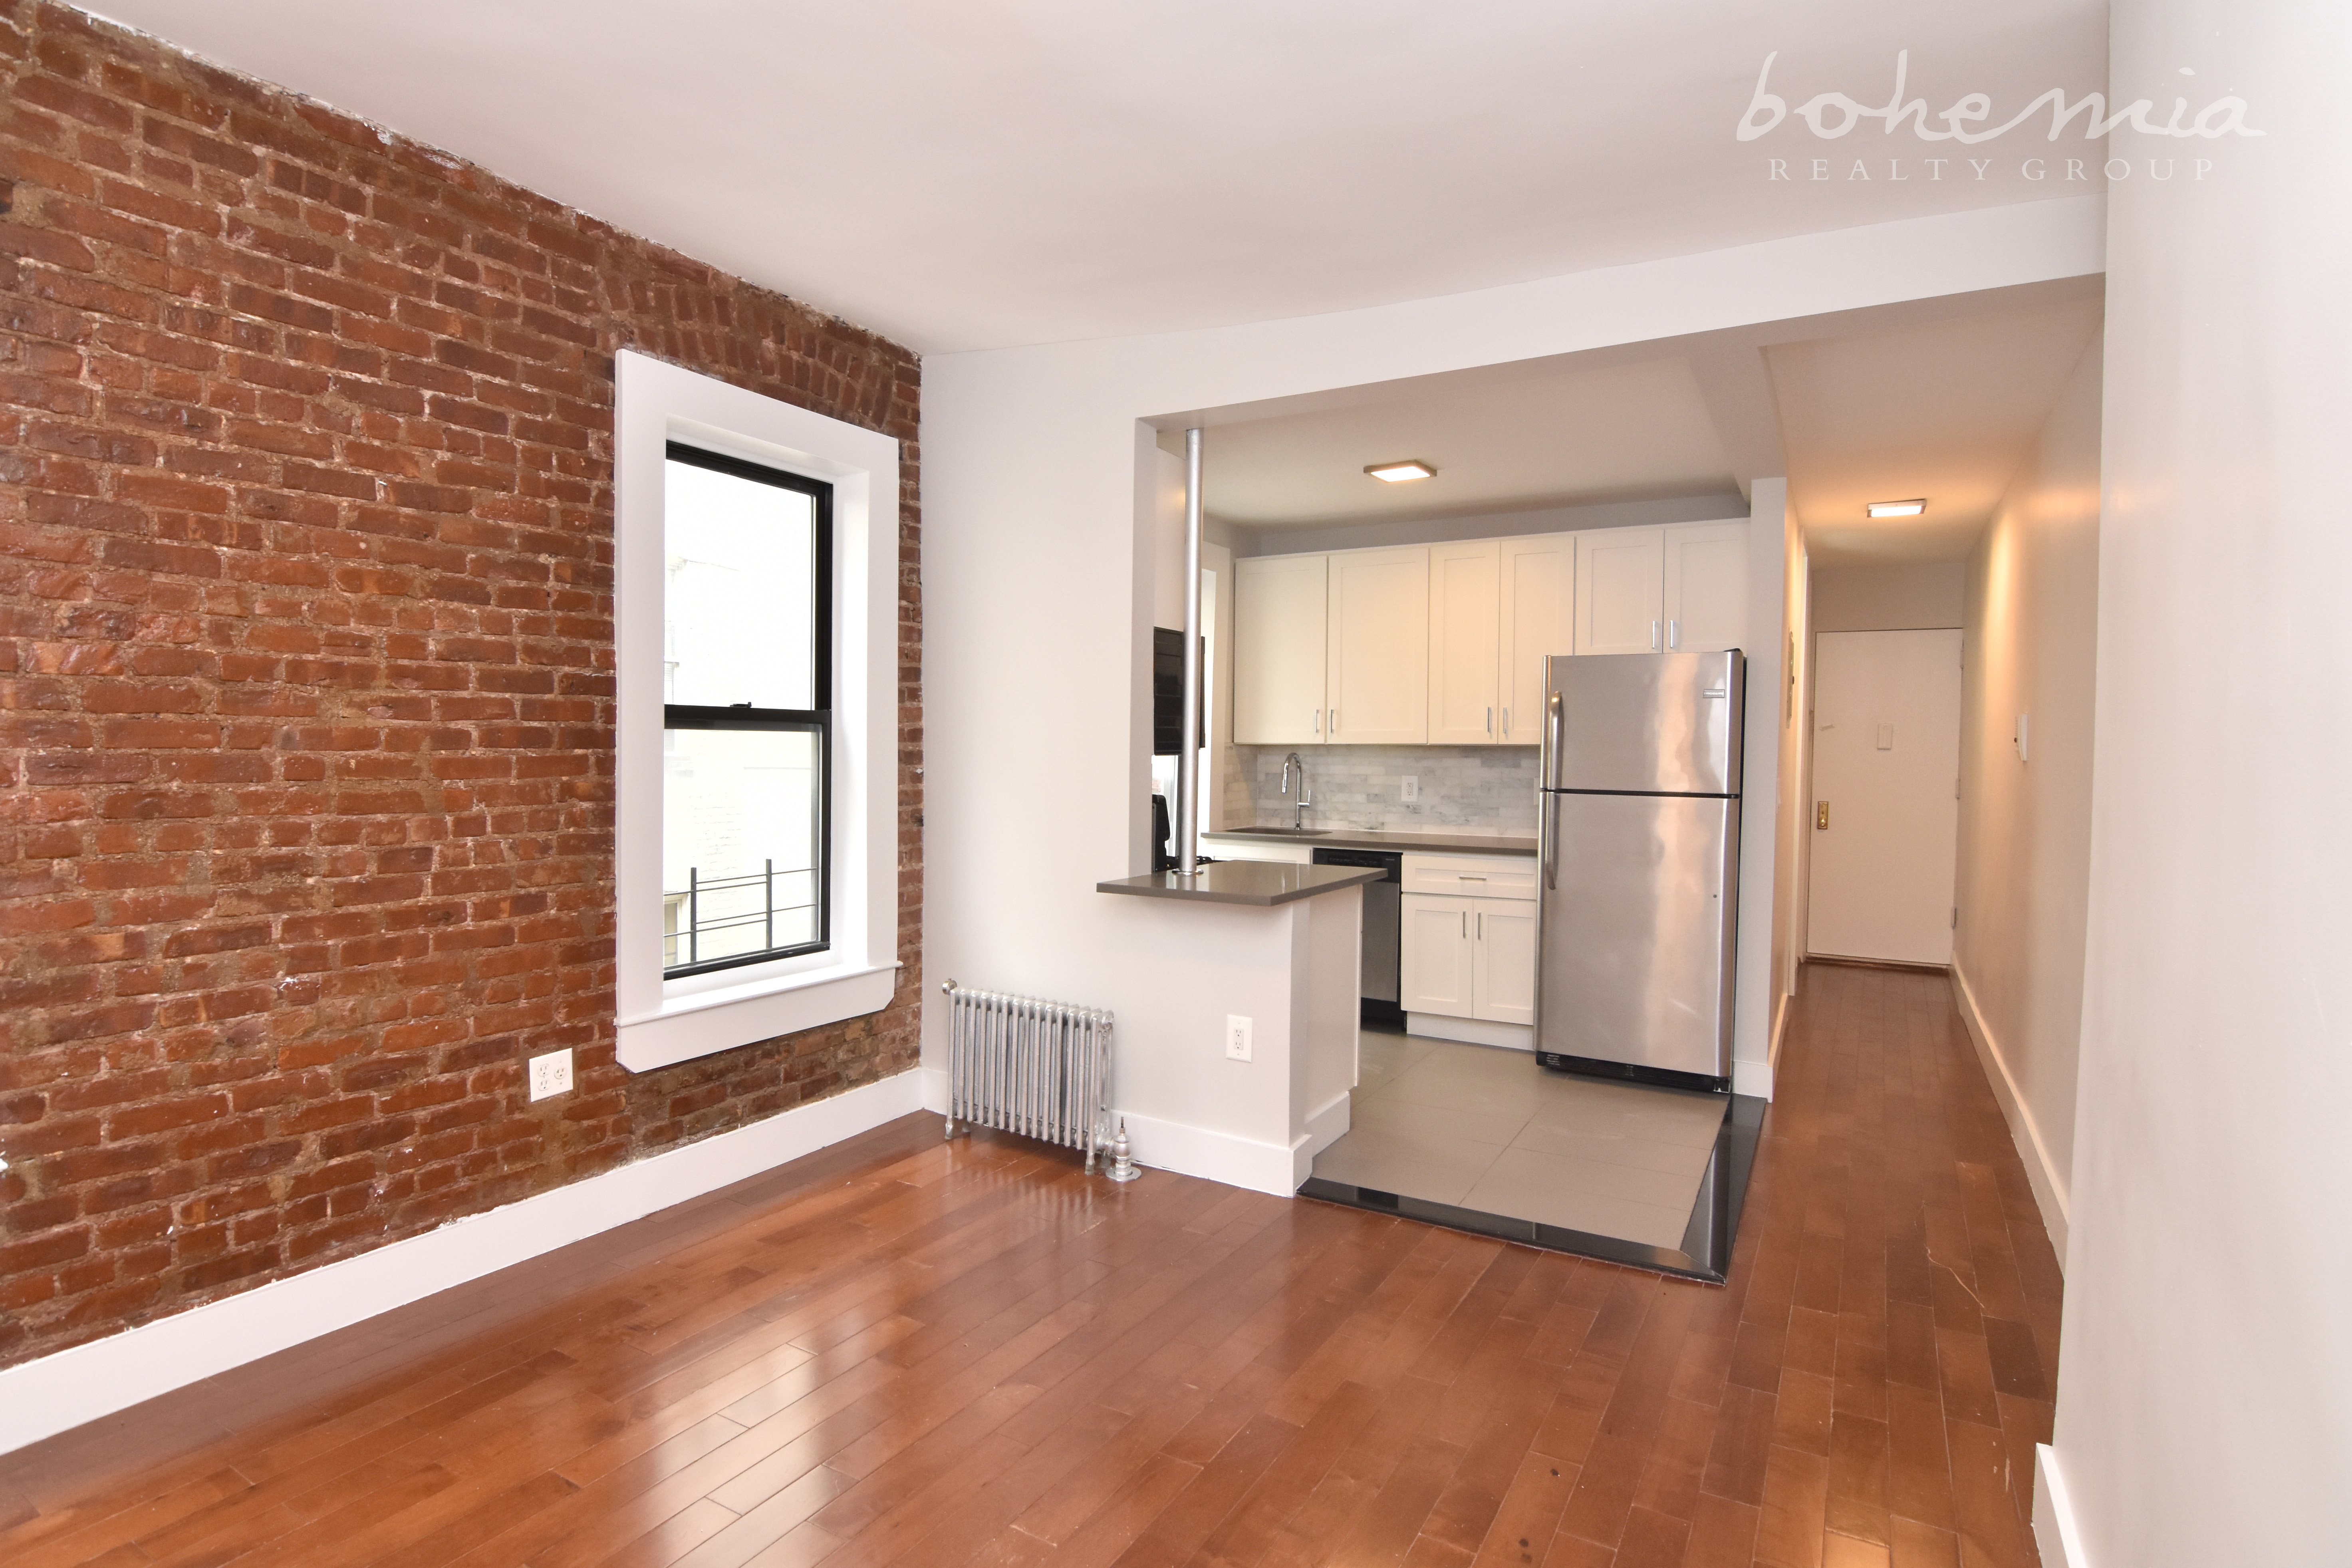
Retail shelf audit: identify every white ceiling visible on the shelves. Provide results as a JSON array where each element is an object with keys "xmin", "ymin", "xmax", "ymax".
[
  {"xmin": 1201, "ymin": 357, "xmax": 1734, "ymax": 527},
  {"xmin": 79, "ymin": 0, "xmax": 2108, "ymax": 353},
  {"xmin": 1772, "ymin": 298, "xmax": 2104, "ymax": 562},
  {"xmin": 1171, "ymin": 277, "xmax": 2103, "ymax": 565}
]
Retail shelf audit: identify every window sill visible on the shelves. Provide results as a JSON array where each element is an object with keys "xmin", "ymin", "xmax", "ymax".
[{"xmin": 616, "ymin": 959, "xmax": 901, "ymax": 1073}]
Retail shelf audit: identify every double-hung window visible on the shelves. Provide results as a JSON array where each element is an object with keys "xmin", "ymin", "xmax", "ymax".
[
  {"xmin": 661, "ymin": 444, "xmax": 832, "ymax": 976},
  {"xmin": 614, "ymin": 351, "xmax": 900, "ymax": 1072}
]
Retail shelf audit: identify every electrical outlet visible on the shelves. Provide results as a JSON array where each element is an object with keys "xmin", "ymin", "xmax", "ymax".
[
  {"xmin": 1401, "ymin": 776, "xmax": 1419, "ymax": 802},
  {"xmin": 528, "ymin": 1048, "xmax": 573, "ymax": 1101},
  {"xmin": 1225, "ymin": 1015, "xmax": 1253, "ymax": 1063}
]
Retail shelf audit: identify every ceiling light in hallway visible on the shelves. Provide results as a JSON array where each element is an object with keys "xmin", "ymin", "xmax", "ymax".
[
  {"xmin": 1364, "ymin": 459, "xmax": 1436, "ymax": 483},
  {"xmin": 1867, "ymin": 498, "xmax": 1927, "ymax": 517}
]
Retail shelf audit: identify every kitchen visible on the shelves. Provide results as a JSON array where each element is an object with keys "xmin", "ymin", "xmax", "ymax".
[
  {"xmin": 1137, "ymin": 357, "xmax": 1780, "ymax": 1280},
  {"xmin": 1118, "ymin": 280, "xmax": 2098, "ymax": 1280}
]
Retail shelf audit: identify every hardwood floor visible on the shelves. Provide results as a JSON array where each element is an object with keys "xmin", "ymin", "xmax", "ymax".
[{"xmin": 0, "ymin": 963, "xmax": 2061, "ymax": 1568}]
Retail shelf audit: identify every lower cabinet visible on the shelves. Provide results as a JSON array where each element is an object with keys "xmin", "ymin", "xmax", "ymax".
[
  {"xmin": 1472, "ymin": 899, "xmax": 1536, "ymax": 1026},
  {"xmin": 1401, "ymin": 895, "xmax": 1478, "ymax": 1016},
  {"xmin": 1400, "ymin": 887, "xmax": 1535, "ymax": 1025}
]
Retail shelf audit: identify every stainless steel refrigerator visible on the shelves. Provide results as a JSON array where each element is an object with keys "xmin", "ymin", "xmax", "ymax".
[{"xmin": 1535, "ymin": 651, "xmax": 1743, "ymax": 1092}]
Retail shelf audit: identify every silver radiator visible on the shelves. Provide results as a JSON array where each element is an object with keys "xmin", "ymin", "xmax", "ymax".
[{"xmin": 941, "ymin": 979, "xmax": 1115, "ymax": 1170}]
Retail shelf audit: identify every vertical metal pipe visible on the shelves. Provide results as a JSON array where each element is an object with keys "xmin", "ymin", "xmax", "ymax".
[{"xmin": 1178, "ymin": 427, "xmax": 1205, "ymax": 877}]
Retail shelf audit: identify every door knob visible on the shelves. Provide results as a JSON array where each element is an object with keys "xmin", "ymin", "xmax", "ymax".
[{"xmin": 1816, "ymin": 801, "xmax": 1830, "ymax": 830}]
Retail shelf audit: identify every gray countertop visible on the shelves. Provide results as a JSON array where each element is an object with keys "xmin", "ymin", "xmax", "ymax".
[
  {"xmin": 1202, "ymin": 826, "xmax": 1540, "ymax": 857},
  {"xmin": 1096, "ymin": 862, "xmax": 1387, "ymax": 907}
]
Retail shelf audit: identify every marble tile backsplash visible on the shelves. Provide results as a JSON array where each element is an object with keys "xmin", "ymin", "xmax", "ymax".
[{"xmin": 1225, "ymin": 745, "xmax": 1540, "ymax": 832}]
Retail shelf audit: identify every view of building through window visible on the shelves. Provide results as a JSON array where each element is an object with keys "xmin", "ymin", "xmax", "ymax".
[{"xmin": 660, "ymin": 447, "xmax": 830, "ymax": 974}]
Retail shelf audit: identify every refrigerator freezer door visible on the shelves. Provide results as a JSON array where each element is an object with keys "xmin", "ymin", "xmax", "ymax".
[
  {"xmin": 1540, "ymin": 651, "xmax": 1745, "ymax": 796},
  {"xmin": 1536, "ymin": 791, "xmax": 1739, "ymax": 1080}
]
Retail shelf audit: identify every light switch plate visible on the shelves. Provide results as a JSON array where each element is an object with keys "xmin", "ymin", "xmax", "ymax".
[
  {"xmin": 1401, "ymin": 776, "xmax": 1419, "ymax": 801},
  {"xmin": 1225, "ymin": 1015, "xmax": 1253, "ymax": 1062},
  {"xmin": 528, "ymin": 1048, "xmax": 573, "ymax": 1101}
]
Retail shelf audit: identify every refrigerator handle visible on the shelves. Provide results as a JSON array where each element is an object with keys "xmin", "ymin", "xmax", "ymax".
[
  {"xmin": 1538, "ymin": 684, "xmax": 1562, "ymax": 889},
  {"xmin": 1541, "ymin": 688, "xmax": 1564, "ymax": 785},
  {"xmin": 1541, "ymin": 790, "xmax": 1558, "ymax": 890}
]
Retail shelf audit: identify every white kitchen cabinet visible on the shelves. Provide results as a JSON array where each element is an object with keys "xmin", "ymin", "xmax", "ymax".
[
  {"xmin": 1426, "ymin": 540, "xmax": 1500, "ymax": 746},
  {"xmin": 1399, "ymin": 893, "xmax": 1476, "ymax": 1016},
  {"xmin": 1575, "ymin": 526, "xmax": 1667, "ymax": 655},
  {"xmin": 1472, "ymin": 901, "xmax": 1537, "ymax": 1025},
  {"xmin": 1229, "ymin": 522, "xmax": 1745, "ymax": 750},
  {"xmin": 1233, "ymin": 553, "xmax": 1328, "ymax": 745},
  {"xmin": 1663, "ymin": 521, "xmax": 1748, "ymax": 654},
  {"xmin": 1400, "ymin": 854, "xmax": 1538, "ymax": 1028},
  {"xmin": 1325, "ymin": 546, "xmax": 1427, "ymax": 744},
  {"xmin": 1498, "ymin": 533, "xmax": 1573, "ymax": 745}
]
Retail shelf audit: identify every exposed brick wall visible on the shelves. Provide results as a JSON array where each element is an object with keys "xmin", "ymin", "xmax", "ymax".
[{"xmin": 0, "ymin": 0, "xmax": 923, "ymax": 1367}]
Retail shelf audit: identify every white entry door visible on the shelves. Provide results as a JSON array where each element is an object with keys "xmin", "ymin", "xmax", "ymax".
[{"xmin": 1808, "ymin": 629, "xmax": 1963, "ymax": 965}]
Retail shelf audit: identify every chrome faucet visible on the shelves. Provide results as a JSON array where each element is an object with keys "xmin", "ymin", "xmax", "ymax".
[{"xmin": 1279, "ymin": 751, "xmax": 1313, "ymax": 830}]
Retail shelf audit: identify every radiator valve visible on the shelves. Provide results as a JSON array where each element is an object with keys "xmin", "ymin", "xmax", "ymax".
[{"xmin": 1106, "ymin": 1119, "xmax": 1140, "ymax": 1183}]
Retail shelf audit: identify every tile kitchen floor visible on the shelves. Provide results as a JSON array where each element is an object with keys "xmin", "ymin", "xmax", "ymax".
[{"xmin": 1310, "ymin": 1026, "xmax": 1729, "ymax": 1248}]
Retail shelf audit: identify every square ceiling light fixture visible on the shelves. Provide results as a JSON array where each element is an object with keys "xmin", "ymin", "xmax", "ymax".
[
  {"xmin": 1364, "ymin": 459, "xmax": 1435, "ymax": 483},
  {"xmin": 1867, "ymin": 498, "xmax": 1927, "ymax": 518}
]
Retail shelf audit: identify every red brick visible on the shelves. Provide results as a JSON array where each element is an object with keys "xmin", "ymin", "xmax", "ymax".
[{"xmin": 0, "ymin": 0, "xmax": 920, "ymax": 1375}]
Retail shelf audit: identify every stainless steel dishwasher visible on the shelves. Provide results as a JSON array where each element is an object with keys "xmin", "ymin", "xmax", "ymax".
[{"xmin": 1311, "ymin": 847, "xmax": 1403, "ymax": 1025}]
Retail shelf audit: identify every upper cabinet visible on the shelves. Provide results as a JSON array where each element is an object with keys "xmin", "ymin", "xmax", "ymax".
[
  {"xmin": 1230, "ymin": 520, "xmax": 1749, "ymax": 749},
  {"xmin": 1327, "ymin": 547, "xmax": 1428, "ymax": 744},
  {"xmin": 1499, "ymin": 534, "xmax": 1573, "ymax": 746},
  {"xmin": 1233, "ymin": 553, "xmax": 1328, "ymax": 745},
  {"xmin": 1575, "ymin": 526, "xmax": 1667, "ymax": 655},
  {"xmin": 1662, "ymin": 522, "xmax": 1748, "ymax": 654},
  {"xmin": 1426, "ymin": 541, "xmax": 1500, "ymax": 746}
]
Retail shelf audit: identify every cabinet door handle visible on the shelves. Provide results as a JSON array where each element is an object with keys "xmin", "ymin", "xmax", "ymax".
[
  {"xmin": 1477, "ymin": 911, "xmax": 1484, "ymax": 939},
  {"xmin": 1314, "ymin": 708, "xmax": 1321, "ymax": 734},
  {"xmin": 1486, "ymin": 706, "xmax": 1493, "ymax": 735},
  {"xmin": 1669, "ymin": 619, "xmax": 1679, "ymax": 650},
  {"xmin": 1460, "ymin": 911, "xmax": 1466, "ymax": 937},
  {"xmin": 1502, "ymin": 707, "xmax": 1510, "ymax": 736},
  {"xmin": 1651, "ymin": 620, "xmax": 1661, "ymax": 651},
  {"xmin": 1331, "ymin": 708, "xmax": 1338, "ymax": 733}
]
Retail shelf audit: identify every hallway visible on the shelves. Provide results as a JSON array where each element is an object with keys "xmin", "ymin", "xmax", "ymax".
[{"xmin": 0, "ymin": 965, "xmax": 2059, "ymax": 1568}]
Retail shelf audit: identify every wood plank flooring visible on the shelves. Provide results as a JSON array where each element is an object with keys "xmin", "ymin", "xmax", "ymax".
[{"xmin": 0, "ymin": 963, "xmax": 2061, "ymax": 1567}]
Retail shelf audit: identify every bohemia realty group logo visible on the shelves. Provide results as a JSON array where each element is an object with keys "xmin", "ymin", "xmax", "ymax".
[{"xmin": 1740, "ymin": 51, "xmax": 2263, "ymax": 183}]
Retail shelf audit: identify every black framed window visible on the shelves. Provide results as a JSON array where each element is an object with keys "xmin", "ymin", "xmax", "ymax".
[{"xmin": 659, "ymin": 442, "xmax": 832, "ymax": 978}]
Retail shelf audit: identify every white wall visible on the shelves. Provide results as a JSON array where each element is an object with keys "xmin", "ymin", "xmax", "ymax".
[
  {"xmin": 1233, "ymin": 491, "xmax": 1750, "ymax": 558},
  {"xmin": 922, "ymin": 198, "xmax": 2103, "ymax": 1143},
  {"xmin": 1951, "ymin": 333, "xmax": 2102, "ymax": 1259},
  {"xmin": 1731, "ymin": 480, "xmax": 1788, "ymax": 1096},
  {"xmin": 1772, "ymin": 496, "xmax": 1812, "ymax": 1029},
  {"xmin": 1810, "ymin": 560, "xmax": 1965, "ymax": 631},
  {"xmin": 2043, "ymin": 4, "xmax": 2352, "ymax": 1564}
]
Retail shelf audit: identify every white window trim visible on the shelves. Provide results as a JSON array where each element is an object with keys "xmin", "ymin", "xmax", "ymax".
[{"xmin": 613, "ymin": 349, "xmax": 901, "ymax": 1072}]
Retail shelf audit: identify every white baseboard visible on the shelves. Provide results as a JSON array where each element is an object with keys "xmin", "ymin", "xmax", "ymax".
[
  {"xmin": 922, "ymin": 1065, "xmax": 1310, "ymax": 1199},
  {"xmin": 1405, "ymin": 1013, "xmax": 1533, "ymax": 1051},
  {"xmin": 1110, "ymin": 1110, "xmax": 1298, "ymax": 1198},
  {"xmin": 0, "ymin": 1068, "xmax": 928, "ymax": 1458},
  {"xmin": 1731, "ymin": 992, "xmax": 1790, "ymax": 1101},
  {"xmin": 1949, "ymin": 964, "xmax": 2071, "ymax": 1264},
  {"xmin": 1291, "ymin": 1088, "xmax": 1352, "ymax": 1189},
  {"xmin": 2035, "ymin": 1444, "xmax": 2089, "ymax": 1568}
]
